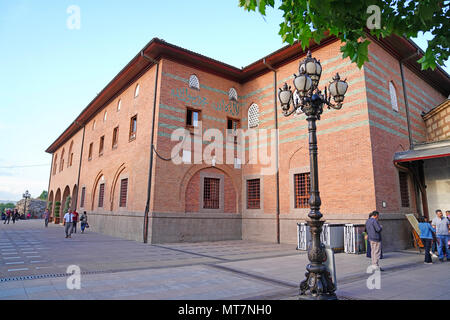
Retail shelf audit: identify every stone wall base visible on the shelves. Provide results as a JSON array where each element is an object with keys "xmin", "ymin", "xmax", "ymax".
[{"xmin": 85, "ymin": 211, "xmax": 414, "ymax": 251}]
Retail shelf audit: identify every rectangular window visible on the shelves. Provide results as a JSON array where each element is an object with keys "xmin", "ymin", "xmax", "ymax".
[
  {"xmin": 399, "ymin": 171, "xmax": 410, "ymax": 207},
  {"xmin": 88, "ymin": 143, "xmax": 93, "ymax": 160},
  {"xmin": 119, "ymin": 178, "xmax": 128, "ymax": 207},
  {"xmin": 247, "ymin": 179, "xmax": 260, "ymax": 209},
  {"xmin": 186, "ymin": 109, "xmax": 200, "ymax": 127},
  {"xmin": 99, "ymin": 136, "xmax": 104, "ymax": 156},
  {"xmin": 129, "ymin": 115, "xmax": 137, "ymax": 140},
  {"xmin": 112, "ymin": 127, "xmax": 119, "ymax": 148},
  {"xmin": 203, "ymin": 178, "xmax": 220, "ymax": 209},
  {"xmin": 294, "ymin": 173, "xmax": 310, "ymax": 208},
  {"xmin": 227, "ymin": 118, "xmax": 240, "ymax": 144},
  {"xmin": 80, "ymin": 187, "xmax": 86, "ymax": 208},
  {"xmin": 98, "ymin": 183, "xmax": 105, "ymax": 208}
]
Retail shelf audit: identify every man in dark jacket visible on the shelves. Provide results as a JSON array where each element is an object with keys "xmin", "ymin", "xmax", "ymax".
[{"xmin": 365, "ymin": 211, "xmax": 383, "ymax": 271}]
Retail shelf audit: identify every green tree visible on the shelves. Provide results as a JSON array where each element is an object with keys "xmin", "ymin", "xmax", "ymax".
[
  {"xmin": 0, "ymin": 203, "xmax": 15, "ymax": 212},
  {"xmin": 39, "ymin": 190, "xmax": 48, "ymax": 201},
  {"xmin": 239, "ymin": 0, "xmax": 449, "ymax": 69}
]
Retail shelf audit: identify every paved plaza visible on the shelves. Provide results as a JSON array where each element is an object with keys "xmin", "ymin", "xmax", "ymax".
[{"xmin": 0, "ymin": 220, "xmax": 448, "ymax": 300}]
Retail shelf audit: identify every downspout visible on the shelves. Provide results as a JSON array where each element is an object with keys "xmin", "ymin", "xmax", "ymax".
[
  {"xmin": 141, "ymin": 52, "xmax": 160, "ymax": 244},
  {"xmin": 399, "ymin": 50, "xmax": 420, "ymax": 150},
  {"xmin": 397, "ymin": 50, "xmax": 428, "ymax": 218},
  {"xmin": 263, "ymin": 58, "xmax": 281, "ymax": 244},
  {"xmin": 47, "ymin": 153, "xmax": 54, "ymax": 210},
  {"xmin": 74, "ymin": 121, "xmax": 85, "ymax": 210}
]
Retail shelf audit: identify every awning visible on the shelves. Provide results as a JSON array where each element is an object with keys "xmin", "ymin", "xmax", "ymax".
[{"xmin": 394, "ymin": 144, "xmax": 450, "ymax": 163}]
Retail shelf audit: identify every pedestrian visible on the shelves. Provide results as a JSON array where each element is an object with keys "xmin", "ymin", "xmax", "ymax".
[
  {"xmin": 4, "ymin": 209, "xmax": 11, "ymax": 224},
  {"xmin": 43, "ymin": 209, "xmax": 50, "ymax": 227},
  {"xmin": 365, "ymin": 210, "xmax": 384, "ymax": 271},
  {"xmin": 80, "ymin": 211, "xmax": 88, "ymax": 233},
  {"xmin": 431, "ymin": 209, "xmax": 450, "ymax": 262},
  {"xmin": 365, "ymin": 213, "xmax": 384, "ymax": 260},
  {"xmin": 1, "ymin": 209, "xmax": 5, "ymax": 221},
  {"xmin": 418, "ymin": 216, "xmax": 435, "ymax": 264},
  {"xmin": 71, "ymin": 210, "xmax": 79, "ymax": 233},
  {"xmin": 11, "ymin": 209, "xmax": 16, "ymax": 224},
  {"xmin": 63, "ymin": 209, "xmax": 73, "ymax": 238},
  {"xmin": 14, "ymin": 209, "xmax": 20, "ymax": 222}
]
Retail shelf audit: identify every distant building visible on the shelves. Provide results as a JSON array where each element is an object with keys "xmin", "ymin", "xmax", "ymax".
[{"xmin": 45, "ymin": 35, "xmax": 450, "ymax": 250}]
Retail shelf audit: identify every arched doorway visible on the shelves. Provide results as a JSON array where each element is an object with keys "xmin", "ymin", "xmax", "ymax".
[
  {"xmin": 54, "ymin": 188, "xmax": 61, "ymax": 223},
  {"xmin": 62, "ymin": 186, "xmax": 71, "ymax": 215},
  {"xmin": 48, "ymin": 190, "xmax": 54, "ymax": 220},
  {"xmin": 71, "ymin": 185, "xmax": 78, "ymax": 211}
]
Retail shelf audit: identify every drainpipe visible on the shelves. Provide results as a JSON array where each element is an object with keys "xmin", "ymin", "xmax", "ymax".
[
  {"xmin": 141, "ymin": 52, "xmax": 160, "ymax": 244},
  {"xmin": 399, "ymin": 50, "xmax": 420, "ymax": 150},
  {"xmin": 398, "ymin": 50, "xmax": 429, "ymax": 218},
  {"xmin": 74, "ymin": 122, "xmax": 85, "ymax": 210},
  {"xmin": 47, "ymin": 153, "xmax": 54, "ymax": 211},
  {"xmin": 263, "ymin": 58, "xmax": 281, "ymax": 244}
]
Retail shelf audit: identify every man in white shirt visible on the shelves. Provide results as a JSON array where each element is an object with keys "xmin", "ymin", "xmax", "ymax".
[{"xmin": 63, "ymin": 210, "xmax": 73, "ymax": 238}]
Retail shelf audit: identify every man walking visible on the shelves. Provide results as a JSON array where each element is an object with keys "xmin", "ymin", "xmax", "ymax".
[
  {"xmin": 43, "ymin": 209, "xmax": 50, "ymax": 227},
  {"xmin": 432, "ymin": 209, "xmax": 449, "ymax": 262},
  {"xmin": 71, "ymin": 210, "xmax": 79, "ymax": 233},
  {"xmin": 365, "ymin": 211, "xmax": 384, "ymax": 271},
  {"xmin": 63, "ymin": 209, "xmax": 73, "ymax": 238},
  {"xmin": 4, "ymin": 209, "xmax": 11, "ymax": 224}
]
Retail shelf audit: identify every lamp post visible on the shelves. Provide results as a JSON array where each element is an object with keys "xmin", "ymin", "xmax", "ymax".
[
  {"xmin": 23, "ymin": 190, "xmax": 31, "ymax": 219},
  {"xmin": 278, "ymin": 51, "xmax": 348, "ymax": 300}
]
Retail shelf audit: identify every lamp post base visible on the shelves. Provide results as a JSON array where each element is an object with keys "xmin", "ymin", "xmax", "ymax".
[{"xmin": 298, "ymin": 219, "xmax": 337, "ymax": 300}]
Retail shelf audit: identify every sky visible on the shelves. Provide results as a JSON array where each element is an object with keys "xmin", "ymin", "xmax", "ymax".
[{"xmin": 0, "ymin": 1, "xmax": 448, "ymax": 202}]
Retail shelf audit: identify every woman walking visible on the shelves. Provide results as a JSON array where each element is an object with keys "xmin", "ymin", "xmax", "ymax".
[
  {"xmin": 80, "ymin": 211, "xmax": 88, "ymax": 233},
  {"xmin": 418, "ymin": 216, "xmax": 436, "ymax": 264}
]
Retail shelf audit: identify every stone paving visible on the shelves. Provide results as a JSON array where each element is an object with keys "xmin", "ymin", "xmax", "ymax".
[{"xmin": 0, "ymin": 220, "xmax": 449, "ymax": 300}]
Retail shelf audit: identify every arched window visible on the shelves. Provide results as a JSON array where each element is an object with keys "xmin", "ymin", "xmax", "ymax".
[
  {"xmin": 134, "ymin": 84, "xmax": 140, "ymax": 98},
  {"xmin": 68, "ymin": 141, "xmax": 74, "ymax": 168},
  {"xmin": 189, "ymin": 75, "xmax": 200, "ymax": 90},
  {"xmin": 117, "ymin": 99, "xmax": 121, "ymax": 111},
  {"xmin": 53, "ymin": 154, "xmax": 58, "ymax": 175},
  {"xmin": 389, "ymin": 81, "xmax": 398, "ymax": 112},
  {"xmin": 248, "ymin": 103, "xmax": 259, "ymax": 128},
  {"xmin": 60, "ymin": 148, "xmax": 65, "ymax": 172},
  {"xmin": 104, "ymin": 111, "xmax": 107, "ymax": 122},
  {"xmin": 229, "ymin": 88, "xmax": 238, "ymax": 101}
]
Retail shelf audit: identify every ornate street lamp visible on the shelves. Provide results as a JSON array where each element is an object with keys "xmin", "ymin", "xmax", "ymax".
[
  {"xmin": 278, "ymin": 51, "xmax": 348, "ymax": 300},
  {"xmin": 23, "ymin": 190, "xmax": 31, "ymax": 219}
]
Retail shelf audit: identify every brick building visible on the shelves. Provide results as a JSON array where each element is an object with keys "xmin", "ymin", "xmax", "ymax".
[{"xmin": 46, "ymin": 35, "xmax": 450, "ymax": 250}]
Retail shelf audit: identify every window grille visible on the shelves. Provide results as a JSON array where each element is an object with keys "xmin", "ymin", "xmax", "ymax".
[
  {"xmin": 248, "ymin": 104, "xmax": 259, "ymax": 128},
  {"xmin": 119, "ymin": 178, "xmax": 128, "ymax": 207},
  {"xmin": 294, "ymin": 173, "xmax": 310, "ymax": 208},
  {"xmin": 229, "ymin": 88, "xmax": 238, "ymax": 101},
  {"xmin": 98, "ymin": 183, "xmax": 105, "ymax": 208},
  {"xmin": 80, "ymin": 187, "xmax": 86, "ymax": 208},
  {"xmin": 247, "ymin": 179, "xmax": 260, "ymax": 209},
  {"xmin": 189, "ymin": 75, "xmax": 200, "ymax": 90},
  {"xmin": 203, "ymin": 178, "xmax": 220, "ymax": 209},
  {"xmin": 399, "ymin": 171, "xmax": 409, "ymax": 207}
]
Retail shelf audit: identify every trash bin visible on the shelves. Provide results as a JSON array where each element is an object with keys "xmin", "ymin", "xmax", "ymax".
[
  {"xmin": 321, "ymin": 224, "xmax": 345, "ymax": 252},
  {"xmin": 297, "ymin": 222, "xmax": 311, "ymax": 251},
  {"xmin": 344, "ymin": 224, "xmax": 366, "ymax": 254}
]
